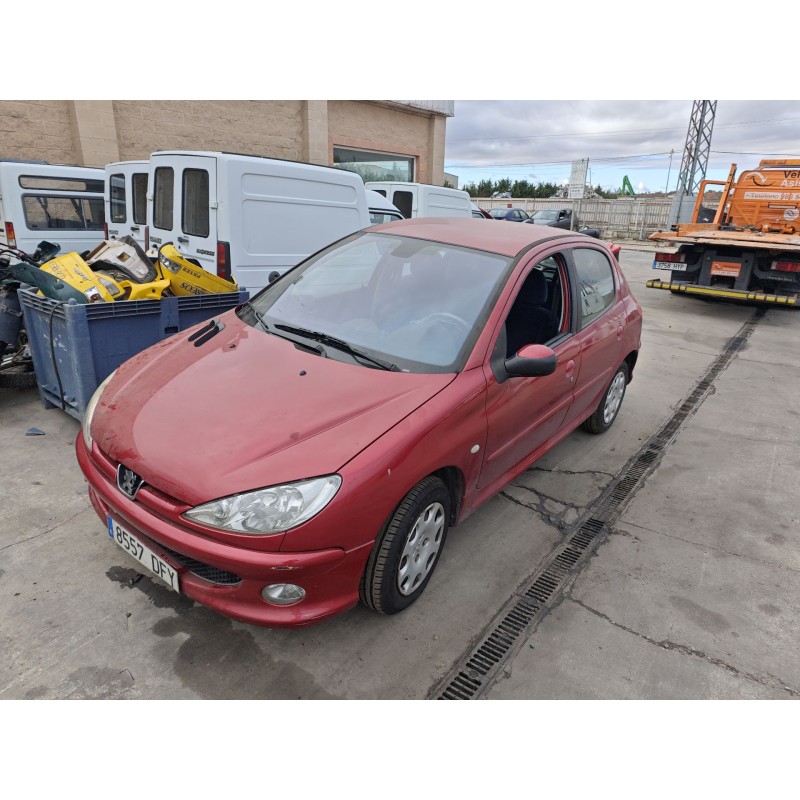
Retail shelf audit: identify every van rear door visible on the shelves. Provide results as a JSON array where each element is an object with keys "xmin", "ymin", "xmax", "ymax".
[
  {"xmin": 149, "ymin": 154, "xmax": 218, "ymax": 274},
  {"xmin": 105, "ymin": 161, "xmax": 149, "ymax": 249}
]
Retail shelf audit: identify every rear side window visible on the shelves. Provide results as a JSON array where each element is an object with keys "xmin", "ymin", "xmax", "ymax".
[
  {"xmin": 153, "ymin": 167, "xmax": 174, "ymax": 230},
  {"xmin": 132, "ymin": 173, "xmax": 148, "ymax": 225},
  {"xmin": 182, "ymin": 169, "xmax": 209, "ymax": 237},
  {"xmin": 19, "ymin": 175, "xmax": 104, "ymax": 193},
  {"xmin": 392, "ymin": 190, "xmax": 413, "ymax": 219},
  {"xmin": 109, "ymin": 173, "xmax": 126, "ymax": 223},
  {"xmin": 572, "ymin": 248, "xmax": 616, "ymax": 328},
  {"xmin": 22, "ymin": 196, "xmax": 105, "ymax": 231}
]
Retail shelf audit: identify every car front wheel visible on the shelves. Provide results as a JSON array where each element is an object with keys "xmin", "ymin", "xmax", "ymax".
[
  {"xmin": 583, "ymin": 361, "xmax": 628, "ymax": 434},
  {"xmin": 360, "ymin": 476, "xmax": 451, "ymax": 615}
]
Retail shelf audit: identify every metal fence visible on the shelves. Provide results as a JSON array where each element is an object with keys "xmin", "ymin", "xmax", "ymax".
[{"xmin": 476, "ymin": 197, "xmax": 673, "ymax": 240}]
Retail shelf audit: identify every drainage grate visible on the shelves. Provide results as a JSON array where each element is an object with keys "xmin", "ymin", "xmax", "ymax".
[{"xmin": 434, "ymin": 309, "xmax": 764, "ymax": 700}]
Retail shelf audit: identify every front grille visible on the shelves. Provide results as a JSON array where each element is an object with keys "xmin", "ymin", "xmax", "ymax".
[{"xmin": 160, "ymin": 544, "xmax": 243, "ymax": 586}]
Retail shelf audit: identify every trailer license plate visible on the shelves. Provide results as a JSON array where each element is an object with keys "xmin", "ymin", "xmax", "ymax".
[
  {"xmin": 107, "ymin": 517, "xmax": 180, "ymax": 592},
  {"xmin": 652, "ymin": 259, "xmax": 687, "ymax": 271},
  {"xmin": 711, "ymin": 261, "xmax": 741, "ymax": 277}
]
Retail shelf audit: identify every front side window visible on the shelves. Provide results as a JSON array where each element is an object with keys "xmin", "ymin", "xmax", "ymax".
[
  {"xmin": 572, "ymin": 248, "xmax": 616, "ymax": 328},
  {"xmin": 132, "ymin": 173, "xmax": 148, "ymax": 225},
  {"xmin": 22, "ymin": 196, "xmax": 105, "ymax": 231},
  {"xmin": 369, "ymin": 210, "xmax": 404, "ymax": 224},
  {"xmin": 182, "ymin": 169, "xmax": 209, "ymax": 237},
  {"xmin": 153, "ymin": 167, "xmax": 174, "ymax": 230},
  {"xmin": 243, "ymin": 233, "xmax": 512, "ymax": 373},
  {"xmin": 109, "ymin": 174, "xmax": 126, "ymax": 223}
]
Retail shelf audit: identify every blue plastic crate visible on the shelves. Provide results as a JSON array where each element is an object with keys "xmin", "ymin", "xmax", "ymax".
[{"xmin": 19, "ymin": 287, "xmax": 249, "ymax": 421}]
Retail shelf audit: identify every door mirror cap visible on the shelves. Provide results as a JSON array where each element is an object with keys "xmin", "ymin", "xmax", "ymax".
[{"xmin": 504, "ymin": 343, "xmax": 557, "ymax": 378}]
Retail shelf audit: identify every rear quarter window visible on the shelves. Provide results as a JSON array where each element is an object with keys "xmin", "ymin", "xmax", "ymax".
[{"xmin": 572, "ymin": 247, "xmax": 616, "ymax": 328}]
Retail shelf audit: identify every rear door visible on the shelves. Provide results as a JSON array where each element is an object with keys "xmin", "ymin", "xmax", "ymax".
[
  {"xmin": 390, "ymin": 185, "xmax": 417, "ymax": 219},
  {"xmin": 106, "ymin": 162, "xmax": 149, "ymax": 249},
  {"xmin": 149, "ymin": 155, "xmax": 217, "ymax": 272}
]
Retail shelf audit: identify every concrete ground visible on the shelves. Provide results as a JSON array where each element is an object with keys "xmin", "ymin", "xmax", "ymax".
[{"xmin": 1, "ymin": 246, "xmax": 798, "ymax": 700}]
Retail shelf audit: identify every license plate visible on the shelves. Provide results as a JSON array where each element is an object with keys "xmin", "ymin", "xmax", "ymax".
[
  {"xmin": 652, "ymin": 260, "xmax": 687, "ymax": 271},
  {"xmin": 107, "ymin": 517, "xmax": 180, "ymax": 593},
  {"xmin": 711, "ymin": 261, "xmax": 741, "ymax": 278}
]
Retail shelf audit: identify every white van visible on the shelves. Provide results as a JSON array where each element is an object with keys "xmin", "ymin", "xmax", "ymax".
[
  {"xmin": 0, "ymin": 160, "xmax": 105, "ymax": 256},
  {"xmin": 365, "ymin": 181, "xmax": 472, "ymax": 219},
  {"xmin": 146, "ymin": 151, "xmax": 403, "ymax": 293},
  {"xmin": 105, "ymin": 160, "xmax": 149, "ymax": 250}
]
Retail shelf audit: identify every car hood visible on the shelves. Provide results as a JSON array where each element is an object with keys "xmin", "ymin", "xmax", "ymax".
[{"xmin": 93, "ymin": 314, "xmax": 455, "ymax": 506}]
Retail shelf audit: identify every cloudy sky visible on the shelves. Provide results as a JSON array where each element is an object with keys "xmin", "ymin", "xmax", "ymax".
[{"xmin": 444, "ymin": 101, "xmax": 800, "ymax": 194}]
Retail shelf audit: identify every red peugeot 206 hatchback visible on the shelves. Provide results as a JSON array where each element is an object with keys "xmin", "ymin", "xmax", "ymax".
[{"xmin": 76, "ymin": 218, "xmax": 642, "ymax": 628}]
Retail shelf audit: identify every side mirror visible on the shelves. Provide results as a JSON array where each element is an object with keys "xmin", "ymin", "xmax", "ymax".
[{"xmin": 504, "ymin": 343, "xmax": 557, "ymax": 378}]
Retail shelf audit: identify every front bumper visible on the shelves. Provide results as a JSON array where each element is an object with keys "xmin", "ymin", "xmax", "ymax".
[{"xmin": 75, "ymin": 436, "xmax": 371, "ymax": 627}]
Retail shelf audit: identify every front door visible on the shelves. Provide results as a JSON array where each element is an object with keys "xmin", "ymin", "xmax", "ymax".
[{"xmin": 478, "ymin": 252, "xmax": 581, "ymax": 489}]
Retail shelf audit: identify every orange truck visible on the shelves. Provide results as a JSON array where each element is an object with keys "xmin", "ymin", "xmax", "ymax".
[{"xmin": 647, "ymin": 159, "xmax": 800, "ymax": 305}]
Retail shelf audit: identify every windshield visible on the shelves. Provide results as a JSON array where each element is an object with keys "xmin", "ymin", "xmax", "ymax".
[
  {"xmin": 241, "ymin": 233, "xmax": 512, "ymax": 373},
  {"xmin": 532, "ymin": 210, "xmax": 558, "ymax": 220}
]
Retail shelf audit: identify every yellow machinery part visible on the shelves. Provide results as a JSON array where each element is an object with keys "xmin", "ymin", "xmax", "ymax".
[
  {"xmin": 157, "ymin": 244, "xmax": 238, "ymax": 296},
  {"xmin": 41, "ymin": 253, "xmax": 121, "ymax": 303}
]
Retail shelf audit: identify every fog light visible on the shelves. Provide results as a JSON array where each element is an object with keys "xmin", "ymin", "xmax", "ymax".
[{"xmin": 261, "ymin": 584, "xmax": 306, "ymax": 605}]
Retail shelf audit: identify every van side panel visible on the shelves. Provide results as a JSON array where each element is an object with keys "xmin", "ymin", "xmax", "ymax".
[{"xmin": 225, "ymin": 159, "xmax": 370, "ymax": 291}]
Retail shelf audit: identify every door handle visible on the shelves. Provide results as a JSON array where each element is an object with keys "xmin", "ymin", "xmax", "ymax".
[
  {"xmin": 564, "ymin": 359, "xmax": 576, "ymax": 381},
  {"xmin": 130, "ymin": 225, "xmax": 140, "ymax": 231},
  {"xmin": 177, "ymin": 236, "xmax": 189, "ymax": 244},
  {"xmin": 616, "ymin": 324, "xmax": 624, "ymax": 338}
]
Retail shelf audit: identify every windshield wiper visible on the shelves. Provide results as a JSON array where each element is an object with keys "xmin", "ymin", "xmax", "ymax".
[
  {"xmin": 274, "ymin": 324, "xmax": 399, "ymax": 371},
  {"xmin": 244, "ymin": 304, "xmax": 326, "ymax": 356}
]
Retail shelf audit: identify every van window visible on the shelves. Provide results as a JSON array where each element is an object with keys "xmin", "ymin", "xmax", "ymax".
[
  {"xmin": 572, "ymin": 248, "xmax": 616, "ymax": 328},
  {"xmin": 182, "ymin": 169, "xmax": 209, "ymax": 238},
  {"xmin": 109, "ymin": 174, "xmax": 126, "ymax": 223},
  {"xmin": 153, "ymin": 167, "xmax": 174, "ymax": 230},
  {"xmin": 22, "ymin": 196, "xmax": 104, "ymax": 231},
  {"xmin": 393, "ymin": 191, "xmax": 413, "ymax": 219},
  {"xmin": 132, "ymin": 173, "xmax": 148, "ymax": 225},
  {"xmin": 19, "ymin": 175, "xmax": 104, "ymax": 193},
  {"xmin": 370, "ymin": 210, "xmax": 404, "ymax": 224}
]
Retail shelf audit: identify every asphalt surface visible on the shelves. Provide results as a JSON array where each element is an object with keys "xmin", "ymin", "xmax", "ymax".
[{"xmin": 1, "ymin": 246, "xmax": 798, "ymax": 699}]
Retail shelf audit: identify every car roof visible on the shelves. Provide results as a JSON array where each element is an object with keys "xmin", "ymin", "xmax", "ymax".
[{"xmin": 367, "ymin": 217, "xmax": 576, "ymax": 257}]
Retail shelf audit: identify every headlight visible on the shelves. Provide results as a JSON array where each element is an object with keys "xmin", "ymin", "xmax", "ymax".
[
  {"xmin": 182, "ymin": 475, "xmax": 342, "ymax": 535},
  {"xmin": 82, "ymin": 370, "xmax": 117, "ymax": 450}
]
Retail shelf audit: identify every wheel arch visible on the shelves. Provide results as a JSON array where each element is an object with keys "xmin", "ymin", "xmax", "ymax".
[
  {"xmin": 624, "ymin": 349, "xmax": 638, "ymax": 382},
  {"xmin": 431, "ymin": 466, "xmax": 465, "ymax": 526}
]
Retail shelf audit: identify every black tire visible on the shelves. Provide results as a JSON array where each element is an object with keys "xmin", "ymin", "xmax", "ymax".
[
  {"xmin": 0, "ymin": 363, "xmax": 37, "ymax": 389},
  {"xmin": 360, "ymin": 476, "xmax": 451, "ymax": 615},
  {"xmin": 582, "ymin": 361, "xmax": 629, "ymax": 434}
]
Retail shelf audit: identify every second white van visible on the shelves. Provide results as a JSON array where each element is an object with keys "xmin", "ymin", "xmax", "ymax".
[
  {"xmin": 145, "ymin": 151, "xmax": 403, "ymax": 293},
  {"xmin": 104, "ymin": 160, "xmax": 149, "ymax": 251}
]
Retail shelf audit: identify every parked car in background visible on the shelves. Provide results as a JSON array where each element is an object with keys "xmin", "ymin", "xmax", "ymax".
[
  {"xmin": 526, "ymin": 208, "xmax": 572, "ymax": 229},
  {"xmin": 471, "ymin": 203, "xmax": 492, "ymax": 219},
  {"xmin": 489, "ymin": 207, "xmax": 531, "ymax": 222},
  {"xmin": 77, "ymin": 218, "xmax": 642, "ymax": 628}
]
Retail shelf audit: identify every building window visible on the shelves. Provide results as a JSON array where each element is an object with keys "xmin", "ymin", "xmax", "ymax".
[{"xmin": 333, "ymin": 147, "xmax": 414, "ymax": 183}]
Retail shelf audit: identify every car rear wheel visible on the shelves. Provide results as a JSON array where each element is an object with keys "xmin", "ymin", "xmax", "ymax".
[
  {"xmin": 582, "ymin": 361, "xmax": 628, "ymax": 434},
  {"xmin": 360, "ymin": 476, "xmax": 450, "ymax": 615}
]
